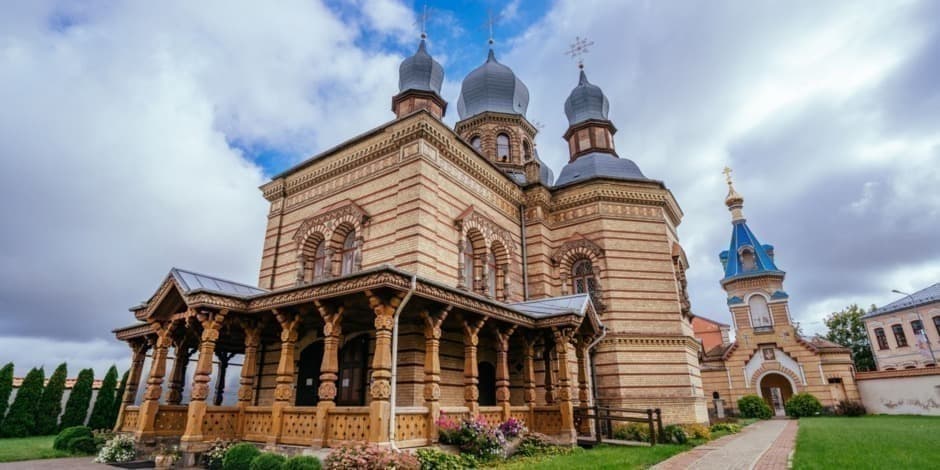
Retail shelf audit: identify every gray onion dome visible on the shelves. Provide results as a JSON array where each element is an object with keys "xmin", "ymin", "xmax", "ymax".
[
  {"xmin": 564, "ymin": 70, "xmax": 609, "ymax": 126},
  {"xmin": 457, "ymin": 49, "xmax": 529, "ymax": 120},
  {"xmin": 398, "ymin": 39, "xmax": 444, "ymax": 94}
]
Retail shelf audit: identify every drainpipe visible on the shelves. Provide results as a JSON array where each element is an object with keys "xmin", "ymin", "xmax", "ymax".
[
  {"xmin": 519, "ymin": 204, "xmax": 529, "ymax": 300},
  {"xmin": 389, "ymin": 274, "xmax": 417, "ymax": 449},
  {"xmin": 587, "ymin": 325, "xmax": 607, "ymax": 405}
]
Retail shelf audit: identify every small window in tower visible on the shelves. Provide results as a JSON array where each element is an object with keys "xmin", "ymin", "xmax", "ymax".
[
  {"xmin": 594, "ymin": 127, "xmax": 607, "ymax": 148},
  {"xmin": 740, "ymin": 248, "xmax": 757, "ymax": 271},
  {"xmin": 470, "ymin": 136, "xmax": 482, "ymax": 152},
  {"xmin": 578, "ymin": 130, "xmax": 590, "ymax": 151},
  {"xmin": 523, "ymin": 140, "xmax": 532, "ymax": 162},
  {"xmin": 496, "ymin": 134, "xmax": 511, "ymax": 161},
  {"xmin": 748, "ymin": 295, "xmax": 772, "ymax": 329}
]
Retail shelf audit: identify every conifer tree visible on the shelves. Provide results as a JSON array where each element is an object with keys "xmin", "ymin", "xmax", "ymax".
[
  {"xmin": 34, "ymin": 363, "xmax": 68, "ymax": 435},
  {"xmin": 110, "ymin": 370, "xmax": 129, "ymax": 427},
  {"xmin": 60, "ymin": 368, "xmax": 94, "ymax": 429},
  {"xmin": 0, "ymin": 362, "xmax": 13, "ymax": 422},
  {"xmin": 88, "ymin": 366, "xmax": 118, "ymax": 430},
  {"xmin": 0, "ymin": 367, "xmax": 44, "ymax": 437}
]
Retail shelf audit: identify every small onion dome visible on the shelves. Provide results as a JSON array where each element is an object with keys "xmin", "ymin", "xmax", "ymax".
[
  {"xmin": 564, "ymin": 70, "xmax": 609, "ymax": 126},
  {"xmin": 457, "ymin": 49, "xmax": 529, "ymax": 120},
  {"xmin": 554, "ymin": 152, "xmax": 647, "ymax": 187},
  {"xmin": 725, "ymin": 182, "xmax": 744, "ymax": 209},
  {"xmin": 398, "ymin": 39, "xmax": 444, "ymax": 94}
]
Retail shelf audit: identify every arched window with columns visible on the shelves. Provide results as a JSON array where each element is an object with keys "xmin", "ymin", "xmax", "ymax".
[
  {"xmin": 312, "ymin": 242, "xmax": 328, "ymax": 280},
  {"xmin": 748, "ymin": 295, "xmax": 772, "ymax": 329},
  {"xmin": 340, "ymin": 231, "xmax": 356, "ymax": 275},
  {"xmin": 571, "ymin": 259, "xmax": 600, "ymax": 306},
  {"xmin": 462, "ymin": 237, "xmax": 474, "ymax": 289},
  {"xmin": 496, "ymin": 134, "xmax": 511, "ymax": 162},
  {"xmin": 486, "ymin": 251, "xmax": 497, "ymax": 297}
]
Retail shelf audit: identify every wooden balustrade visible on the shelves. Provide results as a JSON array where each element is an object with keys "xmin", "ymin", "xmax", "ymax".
[
  {"xmin": 121, "ymin": 406, "xmax": 140, "ymax": 432},
  {"xmin": 509, "ymin": 405, "xmax": 530, "ymax": 427},
  {"xmin": 279, "ymin": 407, "xmax": 320, "ymax": 446},
  {"xmin": 439, "ymin": 406, "xmax": 470, "ymax": 423},
  {"xmin": 324, "ymin": 407, "xmax": 371, "ymax": 446},
  {"xmin": 478, "ymin": 406, "xmax": 503, "ymax": 428},
  {"xmin": 202, "ymin": 407, "xmax": 239, "ymax": 440},
  {"xmin": 394, "ymin": 407, "xmax": 429, "ymax": 448},
  {"xmin": 153, "ymin": 405, "xmax": 188, "ymax": 436},
  {"xmin": 243, "ymin": 406, "xmax": 273, "ymax": 442},
  {"xmin": 531, "ymin": 405, "xmax": 562, "ymax": 436}
]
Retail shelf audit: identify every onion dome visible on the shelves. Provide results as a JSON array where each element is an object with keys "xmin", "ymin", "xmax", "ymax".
[
  {"xmin": 457, "ymin": 49, "xmax": 529, "ymax": 120},
  {"xmin": 564, "ymin": 70, "xmax": 609, "ymax": 126},
  {"xmin": 398, "ymin": 39, "xmax": 444, "ymax": 95},
  {"xmin": 554, "ymin": 152, "xmax": 645, "ymax": 187}
]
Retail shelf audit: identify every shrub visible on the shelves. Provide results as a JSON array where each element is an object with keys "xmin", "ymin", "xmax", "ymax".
[
  {"xmin": 451, "ymin": 417, "xmax": 505, "ymax": 459},
  {"xmin": 661, "ymin": 424, "xmax": 688, "ymax": 444},
  {"xmin": 93, "ymin": 429, "xmax": 116, "ymax": 451},
  {"xmin": 0, "ymin": 363, "xmax": 13, "ymax": 422},
  {"xmin": 60, "ymin": 369, "xmax": 94, "ymax": 429},
  {"xmin": 88, "ymin": 366, "xmax": 119, "ymax": 430},
  {"xmin": 415, "ymin": 448, "xmax": 476, "ymax": 469},
  {"xmin": 612, "ymin": 422, "xmax": 650, "ymax": 442},
  {"xmin": 435, "ymin": 413, "xmax": 461, "ymax": 444},
  {"xmin": 323, "ymin": 443, "xmax": 419, "ymax": 470},
  {"xmin": 837, "ymin": 400, "xmax": 866, "ymax": 417},
  {"xmin": 35, "ymin": 363, "xmax": 68, "ymax": 435},
  {"xmin": 54, "ymin": 426, "xmax": 94, "ymax": 451},
  {"xmin": 738, "ymin": 395, "xmax": 773, "ymax": 420},
  {"xmin": 709, "ymin": 422, "xmax": 742, "ymax": 434},
  {"xmin": 94, "ymin": 433, "xmax": 136, "ymax": 463},
  {"xmin": 785, "ymin": 393, "xmax": 823, "ymax": 418},
  {"xmin": 498, "ymin": 417, "xmax": 526, "ymax": 439},
  {"xmin": 203, "ymin": 439, "xmax": 235, "ymax": 470},
  {"xmin": 0, "ymin": 367, "xmax": 44, "ymax": 437},
  {"xmin": 111, "ymin": 370, "xmax": 129, "ymax": 426},
  {"xmin": 283, "ymin": 455, "xmax": 322, "ymax": 470},
  {"xmin": 68, "ymin": 436, "xmax": 98, "ymax": 454},
  {"xmin": 223, "ymin": 443, "xmax": 262, "ymax": 470},
  {"xmin": 250, "ymin": 453, "xmax": 286, "ymax": 470},
  {"xmin": 683, "ymin": 423, "xmax": 711, "ymax": 440}
]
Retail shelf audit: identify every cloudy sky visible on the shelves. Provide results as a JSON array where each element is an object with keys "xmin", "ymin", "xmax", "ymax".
[{"xmin": 1, "ymin": 0, "xmax": 938, "ymax": 377}]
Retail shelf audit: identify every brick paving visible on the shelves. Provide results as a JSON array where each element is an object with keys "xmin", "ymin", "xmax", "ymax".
[
  {"xmin": 652, "ymin": 419, "xmax": 794, "ymax": 470},
  {"xmin": 0, "ymin": 457, "xmax": 100, "ymax": 470},
  {"xmin": 753, "ymin": 419, "xmax": 798, "ymax": 469}
]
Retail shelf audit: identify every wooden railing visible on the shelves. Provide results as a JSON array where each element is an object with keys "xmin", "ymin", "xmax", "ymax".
[
  {"xmin": 280, "ymin": 407, "xmax": 320, "ymax": 446},
  {"xmin": 121, "ymin": 406, "xmax": 140, "ymax": 432},
  {"xmin": 203, "ymin": 407, "xmax": 239, "ymax": 440},
  {"xmin": 324, "ymin": 407, "xmax": 370, "ymax": 446},
  {"xmin": 153, "ymin": 405, "xmax": 188, "ymax": 436},
  {"xmin": 508, "ymin": 406, "xmax": 530, "ymax": 427},
  {"xmin": 573, "ymin": 406, "xmax": 662, "ymax": 445},
  {"xmin": 394, "ymin": 406, "xmax": 429, "ymax": 448},
  {"xmin": 439, "ymin": 406, "xmax": 470, "ymax": 422},
  {"xmin": 531, "ymin": 405, "xmax": 562, "ymax": 435},
  {"xmin": 478, "ymin": 406, "xmax": 503, "ymax": 427},
  {"xmin": 242, "ymin": 406, "xmax": 273, "ymax": 442}
]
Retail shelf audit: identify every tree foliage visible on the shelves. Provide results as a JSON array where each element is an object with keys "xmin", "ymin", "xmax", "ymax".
[
  {"xmin": 824, "ymin": 304, "xmax": 876, "ymax": 372},
  {"xmin": 111, "ymin": 369, "xmax": 129, "ymax": 426},
  {"xmin": 60, "ymin": 368, "xmax": 94, "ymax": 429},
  {"xmin": 88, "ymin": 365, "xmax": 118, "ymax": 430},
  {"xmin": 0, "ymin": 367, "xmax": 44, "ymax": 437},
  {"xmin": 0, "ymin": 362, "xmax": 13, "ymax": 422},
  {"xmin": 35, "ymin": 363, "xmax": 68, "ymax": 435}
]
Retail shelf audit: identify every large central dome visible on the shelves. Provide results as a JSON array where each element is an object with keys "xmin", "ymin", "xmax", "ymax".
[{"xmin": 456, "ymin": 50, "xmax": 529, "ymax": 120}]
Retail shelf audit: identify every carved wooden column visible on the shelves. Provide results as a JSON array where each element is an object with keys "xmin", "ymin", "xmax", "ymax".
[
  {"xmin": 366, "ymin": 290, "xmax": 404, "ymax": 446},
  {"xmin": 553, "ymin": 327, "xmax": 576, "ymax": 443},
  {"xmin": 462, "ymin": 317, "xmax": 486, "ymax": 415},
  {"xmin": 313, "ymin": 301, "xmax": 344, "ymax": 446},
  {"xmin": 165, "ymin": 333, "xmax": 193, "ymax": 405},
  {"xmin": 421, "ymin": 307, "xmax": 450, "ymax": 443},
  {"xmin": 137, "ymin": 322, "xmax": 172, "ymax": 440},
  {"xmin": 181, "ymin": 310, "xmax": 227, "ymax": 446},
  {"xmin": 269, "ymin": 310, "xmax": 301, "ymax": 447},
  {"xmin": 213, "ymin": 351, "xmax": 236, "ymax": 406},
  {"xmin": 543, "ymin": 342, "xmax": 556, "ymax": 405},
  {"xmin": 575, "ymin": 336, "xmax": 594, "ymax": 436},
  {"xmin": 494, "ymin": 325, "xmax": 516, "ymax": 420},
  {"xmin": 115, "ymin": 339, "xmax": 149, "ymax": 432},
  {"xmin": 236, "ymin": 320, "xmax": 262, "ymax": 437},
  {"xmin": 521, "ymin": 334, "xmax": 537, "ymax": 426}
]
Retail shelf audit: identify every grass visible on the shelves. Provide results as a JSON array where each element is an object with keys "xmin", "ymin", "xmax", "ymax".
[
  {"xmin": 793, "ymin": 415, "xmax": 940, "ymax": 469},
  {"xmin": 0, "ymin": 435, "xmax": 73, "ymax": 463},
  {"xmin": 494, "ymin": 444, "xmax": 693, "ymax": 470}
]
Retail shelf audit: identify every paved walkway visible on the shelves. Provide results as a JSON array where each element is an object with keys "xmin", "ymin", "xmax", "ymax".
[
  {"xmin": 652, "ymin": 419, "xmax": 797, "ymax": 470},
  {"xmin": 0, "ymin": 457, "xmax": 99, "ymax": 470}
]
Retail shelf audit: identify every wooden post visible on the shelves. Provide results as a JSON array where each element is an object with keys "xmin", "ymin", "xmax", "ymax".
[
  {"xmin": 462, "ymin": 317, "xmax": 486, "ymax": 416},
  {"xmin": 115, "ymin": 339, "xmax": 149, "ymax": 432},
  {"xmin": 494, "ymin": 325, "xmax": 517, "ymax": 420},
  {"xmin": 236, "ymin": 320, "xmax": 262, "ymax": 437},
  {"xmin": 365, "ymin": 290, "xmax": 404, "ymax": 446},
  {"xmin": 575, "ymin": 336, "xmax": 593, "ymax": 436},
  {"xmin": 552, "ymin": 327, "xmax": 576, "ymax": 444},
  {"xmin": 181, "ymin": 310, "xmax": 227, "ymax": 446},
  {"xmin": 421, "ymin": 307, "xmax": 450, "ymax": 443},
  {"xmin": 165, "ymin": 335, "xmax": 193, "ymax": 406},
  {"xmin": 522, "ymin": 334, "xmax": 537, "ymax": 426},
  {"xmin": 137, "ymin": 322, "xmax": 172, "ymax": 440},
  {"xmin": 269, "ymin": 310, "xmax": 301, "ymax": 447},
  {"xmin": 313, "ymin": 301, "xmax": 344, "ymax": 447},
  {"xmin": 543, "ymin": 342, "xmax": 556, "ymax": 405}
]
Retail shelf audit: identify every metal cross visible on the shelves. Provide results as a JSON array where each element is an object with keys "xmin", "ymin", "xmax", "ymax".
[
  {"xmin": 483, "ymin": 9, "xmax": 500, "ymax": 45},
  {"xmin": 566, "ymin": 36, "xmax": 595, "ymax": 69},
  {"xmin": 722, "ymin": 166, "xmax": 733, "ymax": 185},
  {"xmin": 415, "ymin": 1, "xmax": 432, "ymax": 39}
]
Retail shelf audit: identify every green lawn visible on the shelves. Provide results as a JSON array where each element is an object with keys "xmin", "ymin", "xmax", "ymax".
[
  {"xmin": 495, "ymin": 444, "xmax": 692, "ymax": 469},
  {"xmin": 0, "ymin": 435, "xmax": 73, "ymax": 463},
  {"xmin": 793, "ymin": 415, "xmax": 940, "ymax": 469}
]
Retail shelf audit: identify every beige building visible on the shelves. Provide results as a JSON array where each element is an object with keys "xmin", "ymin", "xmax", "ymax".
[
  {"xmin": 111, "ymin": 38, "xmax": 707, "ymax": 456},
  {"xmin": 863, "ymin": 284, "xmax": 940, "ymax": 370},
  {"xmin": 698, "ymin": 175, "xmax": 860, "ymax": 417}
]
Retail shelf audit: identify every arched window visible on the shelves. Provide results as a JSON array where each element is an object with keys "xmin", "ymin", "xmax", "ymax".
[
  {"xmin": 740, "ymin": 248, "xmax": 757, "ymax": 271},
  {"xmin": 313, "ymin": 242, "xmax": 328, "ymax": 280},
  {"xmin": 496, "ymin": 134, "xmax": 511, "ymax": 161},
  {"xmin": 874, "ymin": 328, "xmax": 889, "ymax": 350},
  {"xmin": 486, "ymin": 251, "xmax": 497, "ymax": 297},
  {"xmin": 523, "ymin": 140, "xmax": 532, "ymax": 162},
  {"xmin": 748, "ymin": 295, "xmax": 772, "ymax": 329},
  {"xmin": 463, "ymin": 238, "xmax": 474, "ymax": 289},
  {"xmin": 340, "ymin": 231, "xmax": 356, "ymax": 275},
  {"xmin": 470, "ymin": 136, "xmax": 482, "ymax": 152},
  {"xmin": 571, "ymin": 259, "xmax": 599, "ymax": 304}
]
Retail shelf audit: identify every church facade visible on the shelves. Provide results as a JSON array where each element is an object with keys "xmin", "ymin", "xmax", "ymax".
[
  {"xmin": 699, "ymin": 179, "xmax": 860, "ymax": 417},
  {"xmin": 112, "ymin": 38, "xmax": 707, "ymax": 454}
]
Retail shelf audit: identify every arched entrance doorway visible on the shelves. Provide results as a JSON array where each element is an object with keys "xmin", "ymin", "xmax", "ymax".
[
  {"xmin": 296, "ymin": 342, "xmax": 323, "ymax": 406},
  {"xmin": 759, "ymin": 372, "xmax": 794, "ymax": 416}
]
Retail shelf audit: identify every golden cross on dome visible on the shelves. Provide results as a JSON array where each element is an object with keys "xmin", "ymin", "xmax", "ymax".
[
  {"xmin": 566, "ymin": 36, "xmax": 595, "ymax": 69},
  {"xmin": 722, "ymin": 166, "xmax": 734, "ymax": 185}
]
